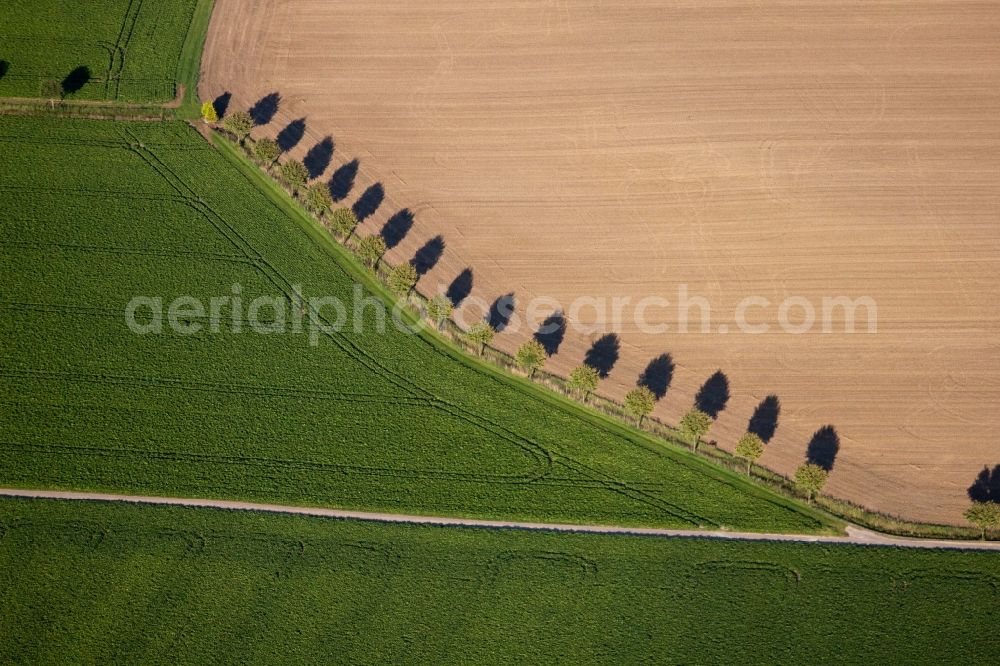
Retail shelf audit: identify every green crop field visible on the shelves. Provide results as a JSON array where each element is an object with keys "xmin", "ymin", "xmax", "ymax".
[
  {"xmin": 1, "ymin": 7, "xmax": 997, "ymax": 664},
  {"xmin": 0, "ymin": 498, "xmax": 996, "ymax": 664},
  {"xmin": 0, "ymin": 114, "xmax": 837, "ymax": 533},
  {"xmin": 0, "ymin": 0, "xmax": 200, "ymax": 103}
]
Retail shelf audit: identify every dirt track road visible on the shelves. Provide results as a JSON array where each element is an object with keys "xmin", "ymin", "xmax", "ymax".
[{"xmin": 2, "ymin": 488, "xmax": 998, "ymax": 552}]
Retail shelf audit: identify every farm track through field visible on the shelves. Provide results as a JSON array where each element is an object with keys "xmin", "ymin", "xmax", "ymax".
[
  {"xmin": 2, "ymin": 488, "xmax": 998, "ymax": 551},
  {"xmin": 107, "ymin": 0, "xmax": 146, "ymax": 100}
]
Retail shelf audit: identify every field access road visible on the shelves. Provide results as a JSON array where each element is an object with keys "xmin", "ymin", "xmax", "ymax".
[{"xmin": 1, "ymin": 488, "xmax": 998, "ymax": 551}]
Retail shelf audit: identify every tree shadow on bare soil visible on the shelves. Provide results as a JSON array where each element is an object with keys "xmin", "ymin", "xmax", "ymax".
[
  {"xmin": 695, "ymin": 370, "xmax": 730, "ymax": 418},
  {"xmin": 534, "ymin": 311, "xmax": 567, "ymax": 356},
  {"xmin": 968, "ymin": 464, "xmax": 1000, "ymax": 502},
  {"xmin": 806, "ymin": 425, "xmax": 840, "ymax": 472},
  {"xmin": 277, "ymin": 118, "xmax": 306, "ymax": 152},
  {"xmin": 212, "ymin": 91, "xmax": 232, "ymax": 118},
  {"xmin": 446, "ymin": 269, "xmax": 473, "ymax": 307},
  {"xmin": 584, "ymin": 334, "xmax": 621, "ymax": 379},
  {"xmin": 249, "ymin": 92, "xmax": 281, "ymax": 125},
  {"xmin": 329, "ymin": 159, "xmax": 359, "ymax": 201},
  {"xmin": 353, "ymin": 183, "xmax": 384, "ymax": 222},
  {"xmin": 304, "ymin": 136, "xmax": 335, "ymax": 179},
  {"xmin": 748, "ymin": 395, "xmax": 781, "ymax": 443},
  {"xmin": 411, "ymin": 235, "xmax": 445, "ymax": 277},
  {"xmin": 638, "ymin": 353, "xmax": 675, "ymax": 399},
  {"xmin": 488, "ymin": 293, "xmax": 516, "ymax": 332},
  {"xmin": 380, "ymin": 209, "xmax": 413, "ymax": 249}
]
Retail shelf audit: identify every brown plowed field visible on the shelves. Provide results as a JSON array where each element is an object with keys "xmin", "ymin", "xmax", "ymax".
[{"xmin": 201, "ymin": 0, "xmax": 1000, "ymax": 524}]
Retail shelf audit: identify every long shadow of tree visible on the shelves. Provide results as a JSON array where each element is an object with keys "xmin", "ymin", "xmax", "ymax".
[
  {"xmin": 353, "ymin": 183, "xmax": 384, "ymax": 222},
  {"xmin": 0, "ymin": 61, "xmax": 8, "ymax": 80},
  {"xmin": 638, "ymin": 353, "xmax": 675, "ymax": 399},
  {"xmin": 695, "ymin": 370, "xmax": 730, "ymax": 418},
  {"xmin": 487, "ymin": 293, "xmax": 516, "ymax": 332},
  {"xmin": 329, "ymin": 159, "xmax": 359, "ymax": 202},
  {"xmin": 446, "ymin": 269, "xmax": 473, "ymax": 307},
  {"xmin": 304, "ymin": 136, "xmax": 335, "ymax": 179},
  {"xmin": 584, "ymin": 334, "xmax": 621, "ymax": 379},
  {"xmin": 968, "ymin": 464, "xmax": 1000, "ymax": 502},
  {"xmin": 249, "ymin": 92, "xmax": 281, "ymax": 125},
  {"xmin": 277, "ymin": 118, "xmax": 306, "ymax": 152},
  {"xmin": 212, "ymin": 91, "xmax": 232, "ymax": 119},
  {"xmin": 748, "ymin": 395, "xmax": 781, "ymax": 443},
  {"xmin": 61, "ymin": 66, "xmax": 90, "ymax": 96},
  {"xmin": 380, "ymin": 209, "xmax": 413, "ymax": 249},
  {"xmin": 534, "ymin": 311, "xmax": 566, "ymax": 356},
  {"xmin": 806, "ymin": 425, "xmax": 840, "ymax": 472},
  {"xmin": 411, "ymin": 235, "xmax": 445, "ymax": 277}
]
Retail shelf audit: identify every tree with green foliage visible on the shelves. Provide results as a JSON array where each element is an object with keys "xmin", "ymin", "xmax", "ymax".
[
  {"xmin": 466, "ymin": 321, "xmax": 495, "ymax": 356},
  {"xmin": 356, "ymin": 234, "xmax": 387, "ymax": 269},
  {"xmin": 40, "ymin": 79, "xmax": 61, "ymax": 108},
  {"xmin": 279, "ymin": 159, "xmax": 309, "ymax": 195},
  {"xmin": 679, "ymin": 408, "xmax": 713, "ymax": 451},
  {"xmin": 516, "ymin": 339, "xmax": 547, "ymax": 378},
  {"xmin": 426, "ymin": 294, "xmax": 453, "ymax": 331},
  {"xmin": 964, "ymin": 501, "xmax": 1000, "ymax": 540},
  {"xmin": 304, "ymin": 182, "xmax": 333, "ymax": 217},
  {"xmin": 329, "ymin": 207, "xmax": 359, "ymax": 240},
  {"xmin": 624, "ymin": 386, "xmax": 656, "ymax": 426},
  {"xmin": 388, "ymin": 262, "xmax": 418, "ymax": 296},
  {"xmin": 201, "ymin": 101, "xmax": 218, "ymax": 124},
  {"xmin": 735, "ymin": 432, "xmax": 765, "ymax": 474},
  {"xmin": 794, "ymin": 463, "xmax": 829, "ymax": 503},
  {"xmin": 223, "ymin": 110, "xmax": 254, "ymax": 145},
  {"xmin": 568, "ymin": 364, "xmax": 600, "ymax": 402},
  {"xmin": 253, "ymin": 137, "xmax": 280, "ymax": 169}
]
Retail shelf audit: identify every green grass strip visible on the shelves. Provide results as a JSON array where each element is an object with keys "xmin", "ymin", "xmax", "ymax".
[{"xmin": 174, "ymin": 0, "xmax": 217, "ymax": 118}]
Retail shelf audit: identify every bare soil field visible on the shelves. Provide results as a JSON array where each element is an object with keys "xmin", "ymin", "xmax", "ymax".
[{"xmin": 201, "ymin": 0, "xmax": 1000, "ymax": 524}]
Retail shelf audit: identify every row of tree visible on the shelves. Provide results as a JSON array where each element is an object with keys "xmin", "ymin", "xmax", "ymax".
[
  {"xmin": 458, "ymin": 322, "xmax": 833, "ymax": 503},
  {"xmin": 208, "ymin": 105, "xmax": 403, "ymax": 272},
  {"xmin": 206, "ymin": 99, "xmax": 997, "ymax": 540}
]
